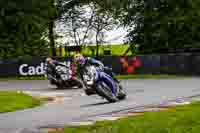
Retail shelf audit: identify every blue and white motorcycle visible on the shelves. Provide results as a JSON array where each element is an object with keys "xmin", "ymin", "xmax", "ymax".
[{"xmin": 82, "ymin": 65, "xmax": 126, "ymax": 103}]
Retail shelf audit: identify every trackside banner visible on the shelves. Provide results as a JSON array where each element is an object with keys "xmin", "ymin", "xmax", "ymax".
[
  {"xmin": 0, "ymin": 54, "xmax": 199, "ymax": 77},
  {"xmin": 0, "ymin": 57, "xmax": 70, "ymax": 76}
]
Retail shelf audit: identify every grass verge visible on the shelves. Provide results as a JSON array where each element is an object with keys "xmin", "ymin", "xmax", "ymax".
[
  {"xmin": 0, "ymin": 91, "xmax": 41, "ymax": 113},
  {"xmin": 56, "ymin": 102, "xmax": 200, "ymax": 133}
]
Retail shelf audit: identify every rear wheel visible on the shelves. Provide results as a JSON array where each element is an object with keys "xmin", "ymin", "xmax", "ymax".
[
  {"xmin": 49, "ymin": 77, "xmax": 57, "ymax": 85},
  {"xmin": 55, "ymin": 79, "xmax": 64, "ymax": 89},
  {"xmin": 117, "ymin": 84, "xmax": 126, "ymax": 100},
  {"xmin": 56, "ymin": 83, "xmax": 63, "ymax": 89}
]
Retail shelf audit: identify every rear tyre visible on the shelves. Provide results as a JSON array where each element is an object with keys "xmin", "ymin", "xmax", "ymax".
[
  {"xmin": 55, "ymin": 80, "xmax": 64, "ymax": 89},
  {"xmin": 56, "ymin": 83, "xmax": 63, "ymax": 89},
  {"xmin": 117, "ymin": 84, "xmax": 126, "ymax": 100},
  {"xmin": 50, "ymin": 79, "xmax": 56, "ymax": 85}
]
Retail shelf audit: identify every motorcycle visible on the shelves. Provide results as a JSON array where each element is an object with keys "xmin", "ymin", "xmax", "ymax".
[
  {"xmin": 45, "ymin": 62, "xmax": 83, "ymax": 89},
  {"xmin": 82, "ymin": 65, "xmax": 126, "ymax": 103}
]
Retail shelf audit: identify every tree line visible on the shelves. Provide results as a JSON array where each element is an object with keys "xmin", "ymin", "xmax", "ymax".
[{"xmin": 0, "ymin": 0, "xmax": 199, "ymax": 59}]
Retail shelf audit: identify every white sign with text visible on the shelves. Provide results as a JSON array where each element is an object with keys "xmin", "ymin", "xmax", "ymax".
[{"xmin": 18, "ymin": 61, "xmax": 68, "ymax": 76}]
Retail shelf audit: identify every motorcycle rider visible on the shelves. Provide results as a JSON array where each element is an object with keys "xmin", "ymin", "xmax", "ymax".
[
  {"xmin": 45, "ymin": 57, "xmax": 67, "ymax": 83},
  {"xmin": 73, "ymin": 53, "xmax": 120, "ymax": 95},
  {"xmin": 74, "ymin": 54, "xmax": 126, "ymax": 99}
]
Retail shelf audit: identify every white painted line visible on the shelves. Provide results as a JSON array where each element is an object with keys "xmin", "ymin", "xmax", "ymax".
[
  {"xmin": 40, "ymin": 92, "xmax": 65, "ymax": 96},
  {"xmin": 70, "ymin": 121, "xmax": 94, "ymax": 126},
  {"xmin": 80, "ymin": 93, "xmax": 86, "ymax": 96},
  {"xmin": 23, "ymin": 91, "xmax": 65, "ymax": 96},
  {"xmin": 96, "ymin": 116, "xmax": 121, "ymax": 121},
  {"xmin": 174, "ymin": 101, "xmax": 191, "ymax": 105}
]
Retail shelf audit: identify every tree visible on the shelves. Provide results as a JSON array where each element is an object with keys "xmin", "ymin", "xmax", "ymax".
[
  {"xmin": 94, "ymin": 0, "xmax": 200, "ymax": 54},
  {"xmin": 45, "ymin": 0, "xmax": 84, "ymax": 56},
  {"xmin": 0, "ymin": 0, "xmax": 51, "ymax": 59},
  {"xmin": 89, "ymin": 3, "xmax": 116, "ymax": 57},
  {"xmin": 121, "ymin": 0, "xmax": 144, "ymax": 55},
  {"xmin": 142, "ymin": 0, "xmax": 200, "ymax": 53},
  {"xmin": 91, "ymin": 0, "xmax": 141, "ymax": 55},
  {"xmin": 56, "ymin": 3, "xmax": 94, "ymax": 47},
  {"xmin": 56, "ymin": 1, "xmax": 117, "ymax": 57},
  {"xmin": 48, "ymin": 0, "xmax": 57, "ymax": 56}
]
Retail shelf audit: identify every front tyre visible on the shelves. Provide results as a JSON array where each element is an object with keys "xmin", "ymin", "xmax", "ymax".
[
  {"xmin": 75, "ymin": 80, "xmax": 83, "ymax": 88},
  {"xmin": 71, "ymin": 78, "xmax": 83, "ymax": 89},
  {"xmin": 96, "ymin": 82, "xmax": 118, "ymax": 103}
]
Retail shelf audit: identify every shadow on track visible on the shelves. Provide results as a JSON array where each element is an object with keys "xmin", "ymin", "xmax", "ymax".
[
  {"xmin": 33, "ymin": 86, "xmax": 82, "ymax": 91},
  {"xmin": 80, "ymin": 101, "xmax": 110, "ymax": 108}
]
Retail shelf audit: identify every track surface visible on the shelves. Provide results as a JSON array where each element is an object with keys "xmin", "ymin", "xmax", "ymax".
[{"xmin": 0, "ymin": 78, "xmax": 200, "ymax": 132}]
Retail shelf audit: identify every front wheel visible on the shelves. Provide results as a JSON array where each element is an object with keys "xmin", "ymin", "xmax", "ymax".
[
  {"xmin": 96, "ymin": 82, "xmax": 118, "ymax": 103},
  {"xmin": 71, "ymin": 78, "xmax": 83, "ymax": 88},
  {"xmin": 76, "ymin": 80, "xmax": 83, "ymax": 88}
]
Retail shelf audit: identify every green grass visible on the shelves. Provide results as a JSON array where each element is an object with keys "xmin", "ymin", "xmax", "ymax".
[
  {"xmin": 0, "ymin": 91, "xmax": 41, "ymax": 113},
  {"xmin": 56, "ymin": 102, "xmax": 200, "ymax": 133}
]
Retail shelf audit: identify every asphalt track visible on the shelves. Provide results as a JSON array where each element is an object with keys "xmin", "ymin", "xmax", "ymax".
[{"xmin": 0, "ymin": 78, "xmax": 200, "ymax": 133}]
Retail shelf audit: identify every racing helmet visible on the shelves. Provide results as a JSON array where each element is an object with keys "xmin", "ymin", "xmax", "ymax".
[
  {"xmin": 45, "ymin": 57, "xmax": 53, "ymax": 64},
  {"xmin": 74, "ymin": 53, "xmax": 86, "ymax": 66}
]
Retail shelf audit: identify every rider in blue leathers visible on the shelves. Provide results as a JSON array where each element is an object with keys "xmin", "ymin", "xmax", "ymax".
[
  {"xmin": 74, "ymin": 54, "xmax": 119, "ymax": 82},
  {"xmin": 73, "ymin": 54, "xmax": 119, "ymax": 95}
]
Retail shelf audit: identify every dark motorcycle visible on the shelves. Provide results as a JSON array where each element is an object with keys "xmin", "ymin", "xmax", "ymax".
[
  {"xmin": 82, "ymin": 65, "xmax": 126, "ymax": 102},
  {"xmin": 45, "ymin": 63, "xmax": 83, "ymax": 89}
]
